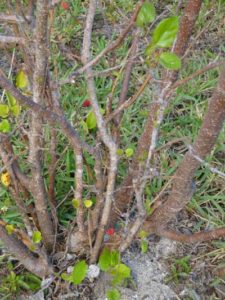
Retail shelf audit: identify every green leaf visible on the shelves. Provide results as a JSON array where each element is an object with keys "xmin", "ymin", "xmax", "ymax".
[
  {"xmin": 32, "ymin": 231, "xmax": 42, "ymax": 244},
  {"xmin": 28, "ymin": 244, "xmax": 37, "ymax": 252},
  {"xmin": 61, "ymin": 273, "xmax": 72, "ymax": 281},
  {"xmin": 116, "ymin": 149, "xmax": 124, "ymax": 156},
  {"xmin": 0, "ymin": 104, "xmax": 9, "ymax": 118},
  {"xmin": 10, "ymin": 105, "xmax": 21, "ymax": 117},
  {"xmin": 72, "ymin": 199, "xmax": 79, "ymax": 209},
  {"xmin": 86, "ymin": 111, "xmax": 97, "ymax": 129},
  {"xmin": 136, "ymin": 2, "xmax": 156, "ymax": 28},
  {"xmin": 144, "ymin": 199, "xmax": 153, "ymax": 215},
  {"xmin": 98, "ymin": 248, "xmax": 111, "ymax": 271},
  {"xmin": 100, "ymin": 107, "xmax": 105, "ymax": 115},
  {"xmin": 113, "ymin": 264, "xmax": 131, "ymax": 278},
  {"xmin": 16, "ymin": 70, "xmax": 29, "ymax": 90},
  {"xmin": 84, "ymin": 199, "xmax": 93, "ymax": 208},
  {"xmin": 141, "ymin": 239, "xmax": 148, "ymax": 253},
  {"xmin": 106, "ymin": 288, "xmax": 121, "ymax": 300},
  {"xmin": 125, "ymin": 148, "xmax": 134, "ymax": 158},
  {"xmin": 0, "ymin": 119, "xmax": 11, "ymax": 133},
  {"xmin": 80, "ymin": 120, "xmax": 89, "ymax": 134},
  {"xmin": 159, "ymin": 52, "xmax": 181, "ymax": 70},
  {"xmin": 110, "ymin": 250, "xmax": 120, "ymax": 267},
  {"xmin": 6, "ymin": 92, "xmax": 17, "ymax": 106},
  {"xmin": 5, "ymin": 224, "xmax": 15, "ymax": 235},
  {"xmin": 71, "ymin": 260, "xmax": 88, "ymax": 285},
  {"xmin": 139, "ymin": 230, "xmax": 148, "ymax": 239},
  {"xmin": 111, "ymin": 263, "xmax": 131, "ymax": 285},
  {"xmin": 152, "ymin": 16, "xmax": 179, "ymax": 48},
  {"xmin": 145, "ymin": 43, "xmax": 156, "ymax": 57}
]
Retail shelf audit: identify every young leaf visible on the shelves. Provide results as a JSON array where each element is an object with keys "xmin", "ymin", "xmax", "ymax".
[
  {"xmin": 84, "ymin": 199, "xmax": 93, "ymax": 208},
  {"xmin": 72, "ymin": 199, "xmax": 79, "ymax": 209},
  {"xmin": 32, "ymin": 231, "xmax": 42, "ymax": 244},
  {"xmin": 71, "ymin": 260, "xmax": 88, "ymax": 285},
  {"xmin": 80, "ymin": 120, "xmax": 89, "ymax": 134},
  {"xmin": 106, "ymin": 288, "xmax": 121, "ymax": 300},
  {"xmin": 16, "ymin": 70, "xmax": 29, "ymax": 90},
  {"xmin": 141, "ymin": 239, "xmax": 148, "ymax": 253},
  {"xmin": 61, "ymin": 273, "xmax": 72, "ymax": 281},
  {"xmin": 6, "ymin": 92, "xmax": 17, "ymax": 106},
  {"xmin": 5, "ymin": 224, "xmax": 15, "ymax": 235},
  {"xmin": 125, "ymin": 148, "xmax": 134, "ymax": 158},
  {"xmin": 98, "ymin": 248, "xmax": 111, "ymax": 271},
  {"xmin": 139, "ymin": 230, "xmax": 148, "ymax": 239},
  {"xmin": 100, "ymin": 107, "xmax": 105, "ymax": 115},
  {"xmin": 136, "ymin": 2, "xmax": 155, "ymax": 28},
  {"xmin": 116, "ymin": 149, "xmax": 124, "ymax": 156},
  {"xmin": 145, "ymin": 43, "xmax": 156, "ymax": 57},
  {"xmin": 0, "ymin": 104, "xmax": 9, "ymax": 118},
  {"xmin": 113, "ymin": 264, "xmax": 131, "ymax": 279},
  {"xmin": 10, "ymin": 105, "xmax": 21, "ymax": 117},
  {"xmin": 152, "ymin": 16, "xmax": 179, "ymax": 48},
  {"xmin": 111, "ymin": 263, "xmax": 131, "ymax": 285},
  {"xmin": 110, "ymin": 250, "xmax": 120, "ymax": 267},
  {"xmin": 86, "ymin": 111, "xmax": 97, "ymax": 129},
  {"xmin": 159, "ymin": 52, "xmax": 181, "ymax": 70},
  {"xmin": 0, "ymin": 119, "xmax": 11, "ymax": 133}
]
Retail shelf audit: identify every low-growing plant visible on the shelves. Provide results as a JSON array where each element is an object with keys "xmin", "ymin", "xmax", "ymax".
[
  {"xmin": 166, "ymin": 256, "xmax": 192, "ymax": 283},
  {"xmin": 0, "ymin": 0, "xmax": 224, "ymax": 298}
]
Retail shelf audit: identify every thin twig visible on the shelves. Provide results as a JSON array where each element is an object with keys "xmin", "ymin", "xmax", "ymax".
[
  {"xmin": 60, "ymin": 0, "xmax": 145, "ymax": 85},
  {"xmin": 114, "ymin": 30, "xmax": 139, "ymax": 125},
  {"xmin": 74, "ymin": 152, "xmax": 85, "ymax": 232},
  {"xmin": 81, "ymin": 0, "xmax": 118, "ymax": 263},
  {"xmin": 160, "ymin": 227, "xmax": 225, "ymax": 243},
  {"xmin": 106, "ymin": 74, "xmax": 152, "ymax": 123},
  {"xmin": 171, "ymin": 61, "xmax": 223, "ymax": 90},
  {"xmin": 0, "ymin": 14, "xmax": 31, "ymax": 23},
  {"xmin": 0, "ymin": 35, "xmax": 25, "ymax": 46},
  {"xmin": 0, "ymin": 69, "xmax": 95, "ymax": 156},
  {"xmin": 189, "ymin": 145, "xmax": 225, "ymax": 178},
  {"xmin": 0, "ymin": 48, "xmax": 15, "ymax": 103}
]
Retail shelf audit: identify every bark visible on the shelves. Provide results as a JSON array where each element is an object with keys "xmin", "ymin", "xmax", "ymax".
[
  {"xmin": 114, "ymin": 31, "xmax": 139, "ymax": 127},
  {"xmin": 0, "ymin": 224, "xmax": 52, "ymax": 278},
  {"xmin": 0, "ymin": 136, "xmax": 33, "ymax": 235},
  {"xmin": 0, "ymin": 35, "xmax": 25, "ymax": 46},
  {"xmin": 158, "ymin": 227, "xmax": 225, "ymax": 243},
  {"xmin": 81, "ymin": 0, "xmax": 118, "ymax": 263},
  {"xmin": 28, "ymin": 0, "xmax": 54, "ymax": 252},
  {"xmin": 111, "ymin": 0, "xmax": 203, "ymax": 224},
  {"xmin": 144, "ymin": 66, "xmax": 225, "ymax": 233}
]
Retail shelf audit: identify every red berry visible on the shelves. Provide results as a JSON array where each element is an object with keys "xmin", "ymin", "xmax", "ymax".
[
  {"xmin": 106, "ymin": 228, "xmax": 115, "ymax": 236},
  {"xmin": 61, "ymin": 1, "xmax": 70, "ymax": 10},
  {"xmin": 82, "ymin": 100, "xmax": 91, "ymax": 107}
]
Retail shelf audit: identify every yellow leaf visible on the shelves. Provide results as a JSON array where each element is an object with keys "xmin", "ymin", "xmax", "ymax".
[
  {"xmin": 84, "ymin": 199, "xmax": 93, "ymax": 208},
  {"xmin": 1, "ymin": 171, "xmax": 10, "ymax": 187},
  {"xmin": 16, "ymin": 70, "xmax": 29, "ymax": 90},
  {"xmin": 5, "ymin": 224, "xmax": 14, "ymax": 235},
  {"xmin": 72, "ymin": 199, "xmax": 79, "ymax": 209}
]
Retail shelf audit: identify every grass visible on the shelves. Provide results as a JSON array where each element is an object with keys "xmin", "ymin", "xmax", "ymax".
[{"xmin": 0, "ymin": 0, "xmax": 225, "ymax": 298}]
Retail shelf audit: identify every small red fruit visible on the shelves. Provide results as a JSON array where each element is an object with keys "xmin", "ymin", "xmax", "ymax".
[
  {"xmin": 82, "ymin": 100, "xmax": 91, "ymax": 107},
  {"xmin": 106, "ymin": 228, "xmax": 115, "ymax": 236},
  {"xmin": 61, "ymin": 1, "xmax": 70, "ymax": 10}
]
